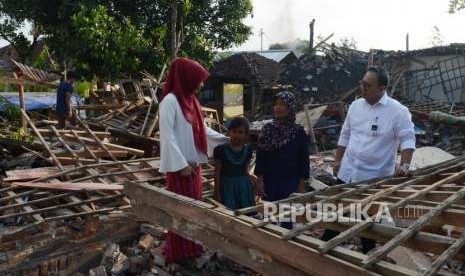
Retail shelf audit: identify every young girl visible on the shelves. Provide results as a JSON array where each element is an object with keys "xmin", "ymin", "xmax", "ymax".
[{"xmin": 213, "ymin": 117, "xmax": 255, "ymax": 210}]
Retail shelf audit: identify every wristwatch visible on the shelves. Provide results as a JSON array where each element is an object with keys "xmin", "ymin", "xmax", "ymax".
[{"xmin": 399, "ymin": 163, "xmax": 410, "ymax": 174}]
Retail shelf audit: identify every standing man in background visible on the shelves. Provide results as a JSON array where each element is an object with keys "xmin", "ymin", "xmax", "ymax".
[{"xmin": 56, "ymin": 72, "xmax": 77, "ymax": 129}]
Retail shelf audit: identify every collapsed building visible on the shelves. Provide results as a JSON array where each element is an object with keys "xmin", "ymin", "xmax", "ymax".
[
  {"xmin": 2, "ymin": 43, "xmax": 465, "ymax": 276},
  {"xmin": 200, "ymin": 52, "xmax": 282, "ymax": 121},
  {"xmin": 371, "ymin": 44, "xmax": 465, "ymax": 155}
]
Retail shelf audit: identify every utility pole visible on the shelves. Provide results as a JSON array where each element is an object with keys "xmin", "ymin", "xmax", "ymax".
[
  {"xmin": 259, "ymin": 28, "xmax": 264, "ymax": 51},
  {"xmin": 309, "ymin": 19, "xmax": 315, "ymax": 52},
  {"xmin": 406, "ymin": 33, "xmax": 410, "ymax": 51}
]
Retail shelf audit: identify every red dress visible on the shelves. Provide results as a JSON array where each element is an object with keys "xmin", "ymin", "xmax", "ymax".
[{"xmin": 163, "ymin": 167, "xmax": 203, "ymax": 262}]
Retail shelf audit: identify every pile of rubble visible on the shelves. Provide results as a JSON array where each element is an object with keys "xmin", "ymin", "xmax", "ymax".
[
  {"xmin": 84, "ymin": 224, "xmax": 257, "ymax": 276},
  {"xmin": 277, "ymin": 45, "xmax": 367, "ymax": 105}
]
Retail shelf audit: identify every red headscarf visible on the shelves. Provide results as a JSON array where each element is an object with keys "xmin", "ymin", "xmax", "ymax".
[{"xmin": 162, "ymin": 58, "xmax": 210, "ymax": 155}]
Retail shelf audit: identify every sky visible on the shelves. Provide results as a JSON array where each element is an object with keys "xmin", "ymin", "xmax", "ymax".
[
  {"xmin": 233, "ymin": 0, "xmax": 465, "ymax": 52},
  {"xmin": 1, "ymin": 0, "xmax": 463, "ymax": 52}
]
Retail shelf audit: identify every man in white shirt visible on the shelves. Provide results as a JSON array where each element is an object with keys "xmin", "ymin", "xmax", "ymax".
[
  {"xmin": 334, "ymin": 66, "xmax": 415, "ymax": 182},
  {"xmin": 322, "ymin": 66, "xmax": 415, "ymax": 254}
]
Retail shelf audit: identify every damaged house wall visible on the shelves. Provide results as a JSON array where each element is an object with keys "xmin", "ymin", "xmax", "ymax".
[
  {"xmin": 373, "ymin": 44, "xmax": 465, "ymax": 104},
  {"xmin": 200, "ymin": 53, "xmax": 282, "ymax": 121}
]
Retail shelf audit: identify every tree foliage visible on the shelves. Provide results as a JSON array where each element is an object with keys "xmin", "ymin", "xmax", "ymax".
[
  {"xmin": 268, "ymin": 39, "xmax": 309, "ymax": 52},
  {"xmin": 336, "ymin": 37, "xmax": 357, "ymax": 50},
  {"xmin": 0, "ymin": 16, "xmax": 38, "ymax": 63},
  {"xmin": 269, "ymin": 43, "xmax": 289, "ymax": 50},
  {"xmin": 449, "ymin": 0, "xmax": 465, "ymax": 13},
  {"xmin": 0, "ymin": 0, "xmax": 253, "ymax": 80},
  {"xmin": 72, "ymin": 5, "xmax": 149, "ymax": 79}
]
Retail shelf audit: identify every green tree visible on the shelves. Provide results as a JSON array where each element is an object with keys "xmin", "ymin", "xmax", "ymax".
[
  {"xmin": 0, "ymin": 16, "xmax": 38, "ymax": 63},
  {"xmin": 71, "ymin": 5, "xmax": 149, "ymax": 80},
  {"xmin": 336, "ymin": 37, "xmax": 357, "ymax": 50},
  {"xmin": 0, "ymin": 0, "xmax": 252, "ymax": 78},
  {"xmin": 268, "ymin": 39, "xmax": 309, "ymax": 52},
  {"xmin": 105, "ymin": 0, "xmax": 253, "ymax": 67},
  {"xmin": 0, "ymin": 0, "xmax": 83, "ymax": 71},
  {"xmin": 269, "ymin": 43, "xmax": 289, "ymax": 50},
  {"xmin": 449, "ymin": 0, "xmax": 465, "ymax": 13},
  {"xmin": 292, "ymin": 38, "xmax": 310, "ymax": 53}
]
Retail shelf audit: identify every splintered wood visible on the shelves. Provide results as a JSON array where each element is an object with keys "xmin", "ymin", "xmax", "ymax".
[
  {"xmin": 125, "ymin": 157, "xmax": 465, "ymax": 276},
  {"xmin": 88, "ymin": 99, "xmax": 160, "ymax": 139},
  {"xmin": 88, "ymin": 100, "xmax": 225, "ymax": 142},
  {"xmin": 407, "ymin": 102, "xmax": 465, "ymax": 117},
  {"xmin": 0, "ymin": 157, "xmax": 163, "ymax": 229},
  {"xmin": 0, "ymin": 111, "xmax": 163, "ymax": 234},
  {"xmin": 20, "ymin": 110, "xmax": 145, "ymax": 164},
  {"xmin": 0, "ymin": 214, "xmax": 140, "ymax": 274}
]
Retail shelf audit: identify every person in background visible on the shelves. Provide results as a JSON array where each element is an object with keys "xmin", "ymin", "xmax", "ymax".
[
  {"xmin": 255, "ymin": 91, "xmax": 310, "ymax": 228},
  {"xmin": 158, "ymin": 57, "xmax": 228, "ymax": 263},
  {"xmin": 213, "ymin": 116, "xmax": 255, "ymax": 210},
  {"xmin": 323, "ymin": 66, "xmax": 416, "ymax": 254},
  {"xmin": 56, "ymin": 71, "xmax": 77, "ymax": 129}
]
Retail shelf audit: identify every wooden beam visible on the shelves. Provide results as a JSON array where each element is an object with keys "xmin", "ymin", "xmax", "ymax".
[
  {"xmin": 18, "ymin": 82, "xmax": 26, "ymax": 128},
  {"xmin": 4, "ymin": 166, "xmax": 75, "ymax": 181},
  {"xmin": 125, "ymin": 182, "xmax": 416, "ymax": 276},
  {"xmin": 36, "ymin": 129, "xmax": 110, "ymax": 139},
  {"xmin": 12, "ymin": 182, "xmax": 123, "ymax": 191}
]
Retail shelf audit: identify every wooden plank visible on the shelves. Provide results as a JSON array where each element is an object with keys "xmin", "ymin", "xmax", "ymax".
[
  {"xmin": 4, "ymin": 166, "xmax": 75, "ymax": 181},
  {"xmin": 48, "ymin": 126, "xmax": 99, "ymax": 212},
  {"xmin": 12, "ymin": 182, "xmax": 123, "ymax": 191},
  {"xmin": 0, "ymin": 194, "xmax": 123, "ymax": 220},
  {"xmin": 310, "ymin": 195, "xmax": 465, "ymax": 228},
  {"xmin": 70, "ymin": 129, "xmax": 99, "ymax": 160},
  {"xmin": 70, "ymin": 167, "xmax": 156, "ymax": 183},
  {"xmin": 0, "ymin": 193, "xmax": 70, "ymax": 212},
  {"xmin": 74, "ymin": 104, "xmax": 125, "ymax": 110},
  {"xmin": 5, "ymin": 191, "xmax": 44, "ymax": 222},
  {"xmin": 59, "ymin": 133, "xmax": 145, "ymax": 156},
  {"xmin": 297, "ymin": 168, "xmax": 465, "ymax": 254},
  {"xmin": 36, "ymin": 129, "xmax": 110, "ymax": 139},
  {"xmin": 54, "ymin": 150, "xmax": 130, "ymax": 158},
  {"xmin": 133, "ymin": 203, "xmax": 310, "ymax": 276},
  {"xmin": 125, "ymin": 183, "xmax": 379, "ymax": 276},
  {"xmin": 363, "ymin": 186, "xmax": 465, "ymax": 267},
  {"xmin": 21, "ymin": 110, "xmax": 63, "ymax": 169},
  {"xmin": 56, "ymin": 157, "xmax": 111, "ymax": 165},
  {"xmin": 239, "ymin": 216, "xmax": 419, "ymax": 276},
  {"xmin": 422, "ymin": 231, "xmax": 465, "ymax": 276}
]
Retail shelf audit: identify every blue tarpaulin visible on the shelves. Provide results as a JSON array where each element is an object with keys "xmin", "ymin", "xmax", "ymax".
[{"xmin": 0, "ymin": 93, "xmax": 81, "ymax": 111}]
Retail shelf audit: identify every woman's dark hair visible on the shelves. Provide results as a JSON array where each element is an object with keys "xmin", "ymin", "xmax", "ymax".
[{"xmin": 227, "ymin": 116, "xmax": 250, "ymax": 133}]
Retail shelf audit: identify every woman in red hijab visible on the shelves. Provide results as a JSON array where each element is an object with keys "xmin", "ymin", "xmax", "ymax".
[{"xmin": 159, "ymin": 58, "xmax": 227, "ymax": 263}]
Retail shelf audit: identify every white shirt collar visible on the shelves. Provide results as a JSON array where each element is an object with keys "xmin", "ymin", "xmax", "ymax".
[
  {"xmin": 377, "ymin": 92, "xmax": 388, "ymax": 106},
  {"xmin": 365, "ymin": 91, "xmax": 388, "ymax": 106}
]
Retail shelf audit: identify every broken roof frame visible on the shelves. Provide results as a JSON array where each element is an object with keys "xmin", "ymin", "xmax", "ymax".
[
  {"xmin": 126, "ymin": 156, "xmax": 465, "ymax": 276},
  {"xmin": 0, "ymin": 110, "xmax": 163, "ymax": 234},
  {"xmin": 0, "ymin": 59, "xmax": 60, "ymax": 86}
]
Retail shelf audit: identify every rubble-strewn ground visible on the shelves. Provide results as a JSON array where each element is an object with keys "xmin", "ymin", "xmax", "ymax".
[{"xmin": 83, "ymin": 223, "xmax": 259, "ymax": 276}]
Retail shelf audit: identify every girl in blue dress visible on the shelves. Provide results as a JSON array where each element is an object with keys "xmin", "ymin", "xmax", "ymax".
[{"xmin": 213, "ymin": 117, "xmax": 255, "ymax": 210}]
